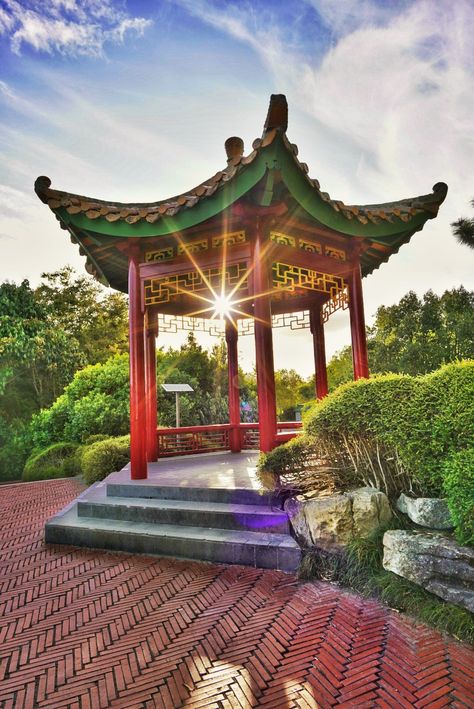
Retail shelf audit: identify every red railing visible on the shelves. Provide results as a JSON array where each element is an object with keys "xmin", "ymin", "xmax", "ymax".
[{"xmin": 157, "ymin": 422, "xmax": 303, "ymax": 457}]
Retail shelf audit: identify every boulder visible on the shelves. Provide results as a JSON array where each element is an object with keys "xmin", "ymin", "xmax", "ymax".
[
  {"xmin": 348, "ymin": 487, "xmax": 392, "ymax": 537},
  {"xmin": 396, "ymin": 493, "xmax": 453, "ymax": 529},
  {"xmin": 285, "ymin": 487, "xmax": 392, "ymax": 549},
  {"xmin": 383, "ymin": 530, "xmax": 474, "ymax": 612}
]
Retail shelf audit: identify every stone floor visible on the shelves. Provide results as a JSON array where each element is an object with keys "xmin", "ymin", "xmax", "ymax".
[
  {"xmin": 0, "ymin": 478, "xmax": 473, "ymax": 708},
  {"xmin": 116, "ymin": 451, "xmax": 262, "ymax": 489}
]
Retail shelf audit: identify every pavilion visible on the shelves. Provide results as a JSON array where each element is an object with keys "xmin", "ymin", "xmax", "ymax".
[{"xmin": 35, "ymin": 95, "xmax": 447, "ymax": 481}]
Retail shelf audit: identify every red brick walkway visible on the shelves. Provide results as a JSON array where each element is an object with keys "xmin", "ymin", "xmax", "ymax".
[{"xmin": 0, "ymin": 480, "xmax": 472, "ymax": 709}]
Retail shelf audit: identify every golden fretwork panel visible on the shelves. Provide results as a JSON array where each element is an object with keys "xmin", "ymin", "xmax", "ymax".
[
  {"xmin": 324, "ymin": 245, "xmax": 346, "ymax": 262},
  {"xmin": 177, "ymin": 239, "xmax": 208, "ymax": 256},
  {"xmin": 272, "ymin": 262, "xmax": 346, "ymax": 299},
  {"xmin": 144, "ymin": 263, "xmax": 248, "ymax": 306},
  {"xmin": 299, "ymin": 238, "xmax": 322, "ymax": 254},
  {"xmin": 212, "ymin": 231, "xmax": 246, "ymax": 249},
  {"xmin": 322, "ymin": 287, "xmax": 349, "ymax": 323},
  {"xmin": 145, "ymin": 247, "xmax": 174, "ymax": 262},
  {"xmin": 270, "ymin": 231, "xmax": 296, "ymax": 247}
]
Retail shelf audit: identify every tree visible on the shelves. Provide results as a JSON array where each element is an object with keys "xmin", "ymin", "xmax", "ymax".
[
  {"xmin": 35, "ymin": 266, "xmax": 129, "ymax": 364},
  {"xmin": 325, "ymin": 287, "xmax": 474, "ymax": 388},
  {"xmin": 452, "ymin": 198, "xmax": 474, "ymax": 249},
  {"xmin": 0, "ymin": 279, "xmax": 83, "ymax": 415},
  {"xmin": 327, "ymin": 345, "xmax": 353, "ymax": 391},
  {"xmin": 369, "ymin": 288, "xmax": 474, "ymax": 375}
]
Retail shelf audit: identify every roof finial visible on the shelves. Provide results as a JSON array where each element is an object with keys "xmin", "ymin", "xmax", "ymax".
[
  {"xmin": 263, "ymin": 94, "xmax": 288, "ymax": 134},
  {"xmin": 225, "ymin": 136, "xmax": 244, "ymax": 162}
]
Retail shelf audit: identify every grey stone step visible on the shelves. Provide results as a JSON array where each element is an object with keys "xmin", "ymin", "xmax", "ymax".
[
  {"xmin": 45, "ymin": 511, "xmax": 301, "ymax": 572},
  {"xmin": 78, "ymin": 497, "xmax": 290, "ymax": 534},
  {"xmin": 107, "ymin": 482, "xmax": 278, "ymax": 507}
]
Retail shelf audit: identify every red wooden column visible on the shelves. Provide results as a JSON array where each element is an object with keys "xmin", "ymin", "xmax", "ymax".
[
  {"xmin": 309, "ymin": 303, "xmax": 329, "ymax": 399},
  {"xmin": 348, "ymin": 260, "xmax": 370, "ymax": 380},
  {"xmin": 252, "ymin": 224, "xmax": 278, "ymax": 453},
  {"xmin": 128, "ymin": 244, "xmax": 147, "ymax": 480},
  {"xmin": 225, "ymin": 319, "xmax": 241, "ymax": 452},
  {"xmin": 144, "ymin": 309, "xmax": 158, "ymax": 462}
]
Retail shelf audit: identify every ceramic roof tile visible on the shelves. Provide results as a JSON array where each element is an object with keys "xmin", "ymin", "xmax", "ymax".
[{"xmin": 35, "ymin": 96, "xmax": 447, "ymax": 246}]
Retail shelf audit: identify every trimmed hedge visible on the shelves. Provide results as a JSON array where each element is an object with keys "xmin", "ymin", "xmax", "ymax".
[
  {"xmin": 443, "ymin": 449, "xmax": 474, "ymax": 546},
  {"xmin": 22, "ymin": 442, "xmax": 80, "ymax": 482},
  {"xmin": 259, "ymin": 362, "xmax": 474, "ymax": 540},
  {"xmin": 302, "ymin": 361, "xmax": 474, "ymax": 497},
  {"xmin": 81, "ymin": 435, "xmax": 130, "ymax": 485}
]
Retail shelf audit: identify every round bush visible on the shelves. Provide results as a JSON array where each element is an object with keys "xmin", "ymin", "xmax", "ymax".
[
  {"xmin": 23, "ymin": 442, "xmax": 80, "ymax": 482},
  {"xmin": 301, "ymin": 362, "xmax": 474, "ymax": 497},
  {"xmin": 443, "ymin": 449, "xmax": 474, "ymax": 546},
  {"xmin": 81, "ymin": 435, "xmax": 130, "ymax": 485}
]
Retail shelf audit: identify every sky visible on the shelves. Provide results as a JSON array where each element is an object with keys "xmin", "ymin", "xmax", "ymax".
[{"xmin": 0, "ymin": 0, "xmax": 473, "ymax": 377}]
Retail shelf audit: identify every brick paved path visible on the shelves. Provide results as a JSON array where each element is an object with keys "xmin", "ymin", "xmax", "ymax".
[{"xmin": 0, "ymin": 480, "xmax": 473, "ymax": 708}]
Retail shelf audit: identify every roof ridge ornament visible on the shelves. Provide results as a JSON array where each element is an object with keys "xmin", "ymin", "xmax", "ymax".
[
  {"xmin": 263, "ymin": 94, "xmax": 288, "ymax": 134},
  {"xmin": 224, "ymin": 136, "xmax": 244, "ymax": 162}
]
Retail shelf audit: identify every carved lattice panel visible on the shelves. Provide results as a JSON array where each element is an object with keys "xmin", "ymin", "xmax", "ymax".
[
  {"xmin": 272, "ymin": 262, "xmax": 346, "ymax": 299},
  {"xmin": 144, "ymin": 262, "xmax": 248, "ymax": 306}
]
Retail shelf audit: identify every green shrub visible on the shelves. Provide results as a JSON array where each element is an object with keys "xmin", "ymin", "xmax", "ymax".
[
  {"xmin": 30, "ymin": 354, "xmax": 130, "ymax": 446},
  {"xmin": 22, "ymin": 442, "xmax": 80, "ymax": 482},
  {"xmin": 82, "ymin": 434, "xmax": 110, "ymax": 445},
  {"xmin": 443, "ymin": 449, "xmax": 474, "ymax": 546},
  {"xmin": 258, "ymin": 434, "xmax": 350, "ymax": 494},
  {"xmin": 81, "ymin": 435, "xmax": 130, "ymax": 485},
  {"xmin": 400, "ymin": 360, "xmax": 474, "ymax": 494},
  {"xmin": 258, "ymin": 436, "xmax": 314, "ymax": 489},
  {"xmin": 301, "ymin": 361, "xmax": 474, "ymax": 498},
  {"xmin": 0, "ymin": 418, "xmax": 32, "ymax": 482}
]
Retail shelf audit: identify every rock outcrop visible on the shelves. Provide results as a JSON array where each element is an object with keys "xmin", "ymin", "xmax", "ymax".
[
  {"xmin": 285, "ymin": 487, "xmax": 391, "ymax": 549},
  {"xmin": 396, "ymin": 493, "xmax": 453, "ymax": 529},
  {"xmin": 383, "ymin": 530, "xmax": 474, "ymax": 612}
]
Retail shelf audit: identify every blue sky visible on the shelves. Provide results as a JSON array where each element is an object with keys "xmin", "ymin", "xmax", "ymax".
[{"xmin": 1, "ymin": 0, "xmax": 473, "ymax": 375}]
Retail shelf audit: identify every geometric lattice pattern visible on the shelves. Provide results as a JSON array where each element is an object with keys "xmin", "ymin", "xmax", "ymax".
[
  {"xmin": 1, "ymin": 479, "xmax": 473, "ymax": 708},
  {"xmin": 270, "ymin": 231, "xmax": 347, "ymax": 261},
  {"xmin": 158, "ymin": 313, "xmax": 226, "ymax": 336},
  {"xmin": 157, "ymin": 311, "xmax": 312, "ymax": 337},
  {"xmin": 272, "ymin": 262, "xmax": 347, "ymax": 298},
  {"xmin": 238, "ymin": 311, "xmax": 311, "ymax": 336},
  {"xmin": 322, "ymin": 286, "xmax": 349, "ymax": 323},
  {"xmin": 145, "ymin": 231, "xmax": 247, "ymax": 263},
  {"xmin": 144, "ymin": 262, "xmax": 248, "ymax": 306}
]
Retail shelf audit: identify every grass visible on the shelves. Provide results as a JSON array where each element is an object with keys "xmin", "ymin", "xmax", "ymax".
[{"xmin": 298, "ymin": 521, "xmax": 474, "ymax": 645}]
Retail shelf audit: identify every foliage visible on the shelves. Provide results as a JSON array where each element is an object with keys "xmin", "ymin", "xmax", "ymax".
[
  {"xmin": 398, "ymin": 360, "xmax": 474, "ymax": 494},
  {"xmin": 262, "ymin": 362, "xmax": 474, "ymax": 508},
  {"xmin": 22, "ymin": 442, "xmax": 80, "ymax": 482},
  {"xmin": 303, "ymin": 374, "xmax": 417, "ymax": 496},
  {"xmin": 324, "ymin": 288, "xmax": 474, "ymax": 389},
  {"xmin": 81, "ymin": 435, "xmax": 130, "ymax": 485},
  {"xmin": 299, "ymin": 525, "xmax": 474, "ymax": 645},
  {"xmin": 451, "ymin": 198, "xmax": 474, "ymax": 249},
  {"xmin": 327, "ymin": 345, "xmax": 353, "ymax": 391},
  {"xmin": 0, "ymin": 279, "xmax": 83, "ymax": 414},
  {"xmin": 443, "ymin": 449, "xmax": 474, "ymax": 546},
  {"xmin": 35, "ymin": 267, "xmax": 129, "ymax": 365},
  {"xmin": 369, "ymin": 288, "xmax": 474, "ymax": 375},
  {"xmin": 30, "ymin": 355, "xmax": 130, "ymax": 446},
  {"xmin": 0, "ymin": 417, "xmax": 32, "ymax": 482},
  {"xmin": 257, "ymin": 435, "xmax": 349, "ymax": 495}
]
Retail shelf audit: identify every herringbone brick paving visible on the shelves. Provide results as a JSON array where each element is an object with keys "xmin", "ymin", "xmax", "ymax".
[{"xmin": 0, "ymin": 480, "xmax": 472, "ymax": 708}]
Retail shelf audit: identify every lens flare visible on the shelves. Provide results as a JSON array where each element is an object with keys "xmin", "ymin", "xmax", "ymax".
[{"xmin": 212, "ymin": 294, "xmax": 234, "ymax": 319}]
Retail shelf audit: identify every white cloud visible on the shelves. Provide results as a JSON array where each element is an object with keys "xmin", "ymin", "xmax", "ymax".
[{"xmin": 0, "ymin": 0, "xmax": 152, "ymax": 57}]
